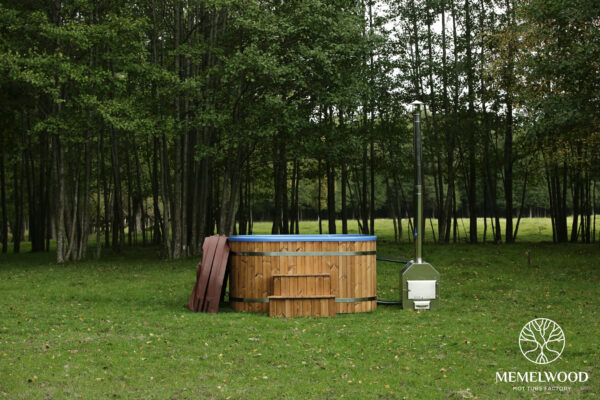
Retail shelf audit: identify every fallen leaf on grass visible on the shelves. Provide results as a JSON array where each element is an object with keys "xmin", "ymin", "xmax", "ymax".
[{"xmin": 453, "ymin": 388, "xmax": 474, "ymax": 398}]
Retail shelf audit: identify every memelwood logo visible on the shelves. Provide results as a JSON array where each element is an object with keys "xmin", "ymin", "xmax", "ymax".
[
  {"xmin": 519, "ymin": 318, "xmax": 565, "ymax": 365},
  {"xmin": 495, "ymin": 371, "xmax": 589, "ymax": 384},
  {"xmin": 495, "ymin": 318, "xmax": 590, "ymax": 391}
]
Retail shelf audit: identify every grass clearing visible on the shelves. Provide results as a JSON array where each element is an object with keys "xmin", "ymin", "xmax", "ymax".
[{"xmin": 0, "ymin": 219, "xmax": 598, "ymax": 399}]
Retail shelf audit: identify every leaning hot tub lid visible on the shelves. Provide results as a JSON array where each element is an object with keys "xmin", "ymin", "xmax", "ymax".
[{"xmin": 228, "ymin": 234, "xmax": 377, "ymax": 242}]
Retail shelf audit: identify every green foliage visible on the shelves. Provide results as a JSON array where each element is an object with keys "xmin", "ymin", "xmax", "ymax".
[
  {"xmin": 515, "ymin": 0, "xmax": 600, "ymax": 160},
  {"xmin": 0, "ymin": 0, "xmax": 599, "ymax": 261}
]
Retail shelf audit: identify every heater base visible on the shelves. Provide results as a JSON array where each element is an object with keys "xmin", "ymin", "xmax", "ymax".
[{"xmin": 401, "ymin": 260, "xmax": 440, "ymax": 310}]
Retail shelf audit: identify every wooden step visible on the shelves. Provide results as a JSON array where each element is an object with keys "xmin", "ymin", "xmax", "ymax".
[
  {"xmin": 268, "ymin": 296, "xmax": 336, "ymax": 318},
  {"xmin": 272, "ymin": 273, "xmax": 332, "ymax": 297}
]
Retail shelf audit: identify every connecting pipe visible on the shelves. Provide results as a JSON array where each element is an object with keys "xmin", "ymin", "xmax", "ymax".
[{"xmin": 411, "ymin": 101, "xmax": 424, "ymax": 264}]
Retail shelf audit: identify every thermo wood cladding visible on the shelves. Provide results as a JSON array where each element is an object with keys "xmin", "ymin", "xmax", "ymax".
[
  {"xmin": 269, "ymin": 273, "xmax": 334, "ymax": 318},
  {"xmin": 228, "ymin": 235, "xmax": 377, "ymax": 314},
  {"xmin": 272, "ymin": 274, "xmax": 331, "ymax": 296},
  {"xmin": 268, "ymin": 296, "xmax": 336, "ymax": 318}
]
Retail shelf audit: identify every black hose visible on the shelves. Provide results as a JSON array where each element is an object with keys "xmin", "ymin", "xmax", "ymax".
[
  {"xmin": 375, "ymin": 256, "xmax": 407, "ymax": 305},
  {"xmin": 377, "ymin": 300, "xmax": 402, "ymax": 305},
  {"xmin": 376, "ymin": 256, "xmax": 409, "ymax": 264}
]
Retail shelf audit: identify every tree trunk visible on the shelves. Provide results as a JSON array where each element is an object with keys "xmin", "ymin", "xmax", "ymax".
[
  {"xmin": 110, "ymin": 129, "xmax": 124, "ymax": 252},
  {"xmin": 318, "ymin": 158, "xmax": 323, "ymax": 234},
  {"xmin": 218, "ymin": 142, "xmax": 244, "ymax": 236},
  {"xmin": 271, "ymin": 133, "xmax": 286, "ymax": 234},
  {"xmin": 96, "ymin": 134, "xmax": 102, "ymax": 259},
  {"xmin": 12, "ymin": 155, "xmax": 23, "ymax": 254},
  {"xmin": 504, "ymin": 0, "xmax": 515, "ymax": 243},
  {"xmin": 133, "ymin": 140, "xmax": 147, "ymax": 245},
  {"xmin": 172, "ymin": 1, "xmax": 183, "ymax": 259},
  {"xmin": 293, "ymin": 160, "xmax": 299, "ymax": 234},
  {"xmin": 327, "ymin": 160, "xmax": 336, "ymax": 234},
  {"xmin": 100, "ymin": 129, "xmax": 110, "ymax": 248},
  {"xmin": 341, "ymin": 161, "xmax": 348, "ymax": 234},
  {"xmin": 0, "ymin": 141, "xmax": 7, "ymax": 253},
  {"xmin": 361, "ymin": 147, "xmax": 369, "ymax": 234},
  {"xmin": 465, "ymin": 0, "xmax": 478, "ymax": 244},
  {"xmin": 159, "ymin": 132, "xmax": 173, "ymax": 258},
  {"xmin": 53, "ymin": 134, "xmax": 66, "ymax": 263},
  {"xmin": 440, "ymin": 0, "xmax": 452, "ymax": 243},
  {"xmin": 570, "ymin": 168, "xmax": 581, "ymax": 242},
  {"xmin": 289, "ymin": 159, "xmax": 299, "ymax": 234},
  {"xmin": 393, "ymin": 174, "xmax": 403, "ymax": 242},
  {"xmin": 125, "ymin": 148, "xmax": 134, "ymax": 246},
  {"xmin": 513, "ymin": 164, "xmax": 530, "ymax": 241}
]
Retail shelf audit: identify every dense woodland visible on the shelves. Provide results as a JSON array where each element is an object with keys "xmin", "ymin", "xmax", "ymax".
[{"xmin": 0, "ymin": 0, "xmax": 598, "ymax": 262}]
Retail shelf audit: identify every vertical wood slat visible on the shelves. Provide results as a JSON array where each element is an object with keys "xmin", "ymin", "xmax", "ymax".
[
  {"xmin": 188, "ymin": 236, "xmax": 220, "ymax": 312},
  {"xmin": 331, "ymin": 242, "xmax": 339, "ymax": 298},
  {"xmin": 255, "ymin": 240, "xmax": 260, "ymax": 312},
  {"xmin": 260, "ymin": 241, "xmax": 270, "ymax": 312},
  {"xmin": 268, "ymin": 297, "xmax": 335, "ymax": 318},
  {"xmin": 336, "ymin": 242, "xmax": 344, "ymax": 314},
  {"xmin": 329, "ymin": 297, "xmax": 336, "ymax": 317},
  {"xmin": 290, "ymin": 269, "xmax": 297, "ymax": 298},
  {"xmin": 371, "ymin": 240, "xmax": 377, "ymax": 311},
  {"xmin": 273, "ymin": 275, "xmax": 281, "ymax": 296},
  {"xmin": 249, "ymin": 241, "xmax": 256, "ymax": 312},
  {"xmin": 356, "ymin": 240, "xmax": 363, "ymax": 313},
  {"xmin": 313, "ymin": 299, "xmax": 320, "ymax": 317},
  {"xmin": 365, "ymin": 241, "xmax": 370, "ymax": 312},
  {"xmin": 350, "ymin": 241, "xmax": 356, "ymax": 313},
  {"xmin": 319, "ymin": 295, "xmax": 327, "ymax": 317},
  {"xmin": 294, "ymin": 295, "xmax": 302, "ymax": 316},
  {"xmin": 302, "ymin": 243, "xmax": 310, "ymax": 322},
  {"xmin": 268, "ymin": 273, "xmax": 333, "ymax": 317},
  {"xmin": 316, "ymin": 275, "xmax": 323, "ymax": 297},
  {"xmin": 366, "ymin": 240, "xmax": 370, "ymax": 312},
  {"xmin": 304, "ymin": 247, "xmax": 312, "ymax": 315},
  {"xmin": 347, "ymin": 241, "xmax": 353, "ymax": 314},
  {"xmin": 283, "ymin": 271, "xmax": 289, "ymax": 299},
  {"xmin": 203, "ymin": 237, "xmax": 230, "ymax": 313},
  {"xmin": 272, "ymin": 274, "xmax": 331, "ymax": 296},
  {"xmin": 228, "ymin": 241, "xmax": 238, "ymax": 312},
  {"xmin": 239, "ymin": 241, "xmax": 247, "ymax": 312},
  {"xmin": 342, "ymin": 241, "xmax": 350, "ymax": 314},
  {"xmin": 284, "ymin": 297, "xmax": 292, "ymax": 317}
]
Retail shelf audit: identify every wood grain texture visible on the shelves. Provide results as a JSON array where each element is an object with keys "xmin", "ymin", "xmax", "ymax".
[
  {"xmin": 228, "ymin": 238, "xmax": 376, "ymax": 314},
  {"xmin": 187, "ymin": 236, "xmax": 220, "ymax": 312}
]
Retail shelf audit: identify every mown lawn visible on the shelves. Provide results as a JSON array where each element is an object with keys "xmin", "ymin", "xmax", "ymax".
[{"xmin": 0, "ymin": 219, "xmax": 598, "ymax": 399}]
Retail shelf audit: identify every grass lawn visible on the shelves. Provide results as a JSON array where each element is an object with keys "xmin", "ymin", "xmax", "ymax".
[{"xmin": 0, "ymin": 219, "xmax": 598, "ymax": 399}]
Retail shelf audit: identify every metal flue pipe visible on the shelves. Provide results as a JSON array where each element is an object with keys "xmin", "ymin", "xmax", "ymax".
[{"xmin": 410, "ymin": 100, "xmax": 424, "ymax": 263}]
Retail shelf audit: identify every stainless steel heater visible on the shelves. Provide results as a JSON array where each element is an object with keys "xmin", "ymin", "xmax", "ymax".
[{"xmin": 401, "ymin": 101, "xmax": 440, "ymax": 311}]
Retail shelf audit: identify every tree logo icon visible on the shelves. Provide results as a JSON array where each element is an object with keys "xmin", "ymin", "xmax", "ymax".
[{"xmin": 519, "ymin": 318, "xmax": 565, "ymax": 364}]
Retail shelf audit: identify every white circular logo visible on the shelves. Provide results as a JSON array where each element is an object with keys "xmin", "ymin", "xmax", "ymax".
[{"xmin": 519, "ymin": 318, "xmax": 565, "ymax": 364}]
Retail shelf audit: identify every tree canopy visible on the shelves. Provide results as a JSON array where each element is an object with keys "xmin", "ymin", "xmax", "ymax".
[{"xmin": 0, "ymin": 0, "xmax": 598, "ymax": 262}]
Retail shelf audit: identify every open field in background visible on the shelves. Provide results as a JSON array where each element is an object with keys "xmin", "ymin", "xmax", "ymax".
[
  {"xmin": 248, "ymin": 217, "xmax": 598, "ymax": 244},
  {"xmin": 0, "ymin": 219, "xmax": 598, "ymax": 399}
]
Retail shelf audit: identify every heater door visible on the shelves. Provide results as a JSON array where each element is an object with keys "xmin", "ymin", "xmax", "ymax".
[{"xmin": 407, "ymin": 280, "xmax": 437, "ymax": 300}]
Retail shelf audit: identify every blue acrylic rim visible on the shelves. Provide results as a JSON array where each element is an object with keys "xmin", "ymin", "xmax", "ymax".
[{"xmin": 228, "ymin": 234, "xmax": 377, "ymax": 242}]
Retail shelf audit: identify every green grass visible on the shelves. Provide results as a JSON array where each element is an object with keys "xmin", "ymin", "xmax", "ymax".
[{"xmin": 0, "ymin": 219, "xmax": 598, "ymax": 399}]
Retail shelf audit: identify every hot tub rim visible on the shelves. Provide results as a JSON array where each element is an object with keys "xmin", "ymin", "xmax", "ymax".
[{"xmin": 228, "ymin": 234, "xmax": 377, "ymax": 242}]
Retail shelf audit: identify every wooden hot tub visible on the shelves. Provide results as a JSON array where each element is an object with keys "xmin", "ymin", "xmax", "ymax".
[{"xmin": 228, "ymin": 235, "xmax": 377, "ymax": 314}]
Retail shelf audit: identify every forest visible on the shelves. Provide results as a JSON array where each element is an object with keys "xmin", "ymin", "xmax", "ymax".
[{"xmin": 0, "ymin": 0, "xmax": 599, "ymax": 262}]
